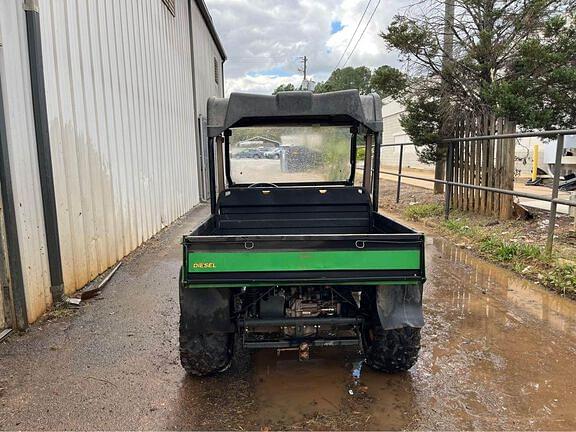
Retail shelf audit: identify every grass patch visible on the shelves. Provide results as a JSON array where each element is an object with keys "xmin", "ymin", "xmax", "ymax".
[
  {"xmin": 543, "ymin": 265, "xmax": 576, "ymax": 297},
  {"xmin": 439, "ymin": 215, "xmax": 575, "ymax": 298},
  {"xmin": 442, "ymin": 217, "xmax": 475, "ymax": 235},
  {"xmin": 404, "ymin": 203, "xmax": 444, "ymax": 221},
  {"xmin": 478, "ymin": 237, "xmax": 543, "ymax": 262}
]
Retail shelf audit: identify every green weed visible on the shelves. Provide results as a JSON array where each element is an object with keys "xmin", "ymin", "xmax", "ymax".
[
  {"xmin": 479, "ymin": 237, "xmax": 543, "ymax": 262},
  {"xmin": 442, "ymin": 218, "xmax": 473, "ymax": 235},
  {"xmin": 544, "ymin": 264, "xmax": 576, "ymax": 297},
  {"xmin": 404, "ymin": 203, "xmax": 444, "ymax": 221}
]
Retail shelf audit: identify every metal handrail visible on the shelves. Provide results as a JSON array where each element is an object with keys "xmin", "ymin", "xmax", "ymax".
[
  {"xmin": 381, "ymin": 129, "xmax": 576, "ymax": 147},
  {"xmin": 381, "ymin": 129, "xmax": 576, "ymax": 255}
]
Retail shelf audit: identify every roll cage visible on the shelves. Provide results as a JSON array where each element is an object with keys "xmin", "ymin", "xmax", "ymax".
[{"xmin": 206, "ymin": 89, "xmax": 384, "ymax": 213}]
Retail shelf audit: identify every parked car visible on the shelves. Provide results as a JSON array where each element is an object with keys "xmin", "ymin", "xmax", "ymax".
[
  {"xmin": 263, "ymin": 147, "xmax": 284, "ymax": 159},
  {"xmin": 234, "ymin": 148, "xmax": 265, "ymax": 159}
]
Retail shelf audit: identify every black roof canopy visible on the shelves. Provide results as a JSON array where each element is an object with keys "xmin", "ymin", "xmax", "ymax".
[{"xmin": 207, "ymin": 90, "xmax": 383, "ymax": 137}]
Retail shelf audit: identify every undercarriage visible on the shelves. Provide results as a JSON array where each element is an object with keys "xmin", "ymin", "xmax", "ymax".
[{"xmin": 237, "ymin": 286, "xmax": 363, "ymax": 350}]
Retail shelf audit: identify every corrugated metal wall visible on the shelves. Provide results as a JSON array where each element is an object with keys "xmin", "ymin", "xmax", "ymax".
[
  {"xmin": 39, "ymin": 0, "xmax": 201, "ymax": 299},
  {"xmin": 190, "ymin": 1, "xmax": 224, "ymax": 199},
  {"xmin": 0, "ymin": 0, "xmax": 224, "ymax": 323},
  {"xmin": 0, "ymin": 2, "xmax": 53, "ymax": 322},
  {"xmin": 191, "ymin": 1, "xmax": 224, "ymax": 114}
]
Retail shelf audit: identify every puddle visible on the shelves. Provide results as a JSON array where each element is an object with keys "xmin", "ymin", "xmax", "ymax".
[
  {"xmin": 248, "ymin": 236, "xmax": 576, "ymax": 430},
  {"xmin": 252, "ymin": 348, "xmax": 359, "ymax": 423},
  {"xmin": 429, "ymin": 237, "xmax": 576, "ymax": 337}
]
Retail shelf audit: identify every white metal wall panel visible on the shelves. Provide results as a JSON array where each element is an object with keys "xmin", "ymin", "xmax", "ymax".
[
  {"xmin": 38, "ymin": 0, "xmax": 201, "ymax": 297},
  {"xmin": 0, "ymin": 2, "xmax": 52, "ymax": 322},
  {"xmin": 191, "ymin": 1, "xmax": 224, "ymax": 115}
]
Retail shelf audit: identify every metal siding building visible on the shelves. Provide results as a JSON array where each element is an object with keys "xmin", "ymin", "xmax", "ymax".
[
  {"xmin": 381, "ymin": 98, "xmax": 547, "ymax": 176},
  {"xmin": 0, "ymin": 0, "xmax": 225, "ymax": 327},
  {"xmin": 0, "ymin": 2, "xmax": 52, "ymax": 323}
]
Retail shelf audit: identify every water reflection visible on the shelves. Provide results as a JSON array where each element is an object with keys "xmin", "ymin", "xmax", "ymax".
[
  {"xmin": 430, "ymin": 237, "xmax": 576, "ymax": 337},
  {"xmin": 169, "ymin": 235, "xmax": 576, "ymax": 430},
  {"xmin": 246, "ymin": 236, "xmax": 576, "ymax": 430}
]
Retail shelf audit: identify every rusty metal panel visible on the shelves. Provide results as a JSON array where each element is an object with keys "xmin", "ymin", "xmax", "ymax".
[
  {"xmin": 0, "ymin": 180, "xmax": 10, "ymax": 329},
  {"xmin": 0, "ymin": 202, "xmax": 6, "ymax": 328},
  {"xmin": 38, "ymin": 0, "xmax": 202, "ymax": 297},
  {"xmin": 0, "ymin": 1, "xmax": 52, "ymax": 323}
]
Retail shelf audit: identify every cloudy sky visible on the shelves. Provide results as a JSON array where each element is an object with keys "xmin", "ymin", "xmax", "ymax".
[{"xmin": 205, "ymin": 0, "xmax": 412, "ymax": 95}]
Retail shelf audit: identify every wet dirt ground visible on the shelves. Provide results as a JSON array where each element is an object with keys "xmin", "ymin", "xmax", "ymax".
[{"xmin": 1, "ymin": 205, "xmax": 576, "ymax": 430}]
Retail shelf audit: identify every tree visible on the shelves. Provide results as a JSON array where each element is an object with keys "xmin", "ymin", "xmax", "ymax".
[
  {"xmin": 272, "ymin": 83, "xmax": 296, "ymax": 95},
  {"xmin": 315, "ymin": 66, "xmax": 373, "ymax": 94},
  {"xmin": 378, "ymin": 0, "xmax": 572, "ymax": 190},
  {"xmin": 370, "ymin": 65, "xmax": 408, "ymax": 99},
  {"xmin": 486, "ymin": 14, "xmax": 576, "ymax": 130}
]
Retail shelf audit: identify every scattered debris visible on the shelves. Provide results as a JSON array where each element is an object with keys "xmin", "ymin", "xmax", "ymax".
[
  {"xmin": 64, "ymin": 297, "xmax": 81, "ymax": 307},
  {"xmin": 84, "ymin": 375, "xmax": 117, "ymax": 388},
  {"xmin": 80, "ymin": 262, "xmax": 123, "ymax": 301},
  {"xmin": 513, "ymin": 202, "xmax": 533, "ymax": 220},
  {"xmin": 0, "ymin": 328, "xmax": 13, "ymax": 342},
  {"xmin": 80, "ymin": 288, "xmax": 100, "ymax": 301}
]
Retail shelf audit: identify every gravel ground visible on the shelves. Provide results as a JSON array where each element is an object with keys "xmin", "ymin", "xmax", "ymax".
[{"xmin": 1, "ymin": 204, "xmax": 575, "ymax": 430}]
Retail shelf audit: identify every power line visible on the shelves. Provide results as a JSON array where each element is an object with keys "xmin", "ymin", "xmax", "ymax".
[
  {"xmin": 342, "ymin": 0, "xmax": 382, "ymax": 68},
  {"xmin": 334, "ymin": 0, "xmax": 372, "ymax": 70}
]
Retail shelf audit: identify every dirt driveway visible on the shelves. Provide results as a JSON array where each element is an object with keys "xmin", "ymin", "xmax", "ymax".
[{"xmin": 1, "ymin": 205, "xmax": 575, "ymax": 430}]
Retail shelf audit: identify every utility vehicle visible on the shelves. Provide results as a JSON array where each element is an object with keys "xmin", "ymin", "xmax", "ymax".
[{"xmin": 179, "ymin": 90, "xmax": 425, "ymax": 376}]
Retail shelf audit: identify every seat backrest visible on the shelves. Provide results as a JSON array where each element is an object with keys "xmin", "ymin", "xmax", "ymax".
[{"xmin": 216, "ymin": 187, "xmax": 371, "ymax": 235}]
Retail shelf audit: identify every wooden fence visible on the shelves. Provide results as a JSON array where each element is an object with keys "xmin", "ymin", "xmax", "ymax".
[{"xmin": 451, "ymin": 115, "xmax": 517, "ymax": 219}]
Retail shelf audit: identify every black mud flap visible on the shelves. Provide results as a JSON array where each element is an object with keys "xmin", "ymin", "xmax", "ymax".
[
  {"xmin": 179, "ymin": 279, "xmax": 234, "ymax": 334},
  {"xmin": 375, "ymin": 284, "xmax": 424, "ymax": 330}
]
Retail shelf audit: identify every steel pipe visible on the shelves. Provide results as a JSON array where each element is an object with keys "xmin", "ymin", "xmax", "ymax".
[
  {"xmin": 396, "ymin": 145, "xmax": 404, "ymax": 204},
  {"xmin": 243, "ymin": 338, "xmax": 360, "ymax": 349},
  {"xmin": 443, "ymin": 129, "xmax": 576, "ymax": 143},
  {"xmin": 444, "ymin": 142, "xmax": 455, "ymax": 219},
  {"xmin": 240, "ymin": 317, "xmax": 361, "ymax": 327},
  {"xmin": 380, "ymin": 171, "xmax": 576, "ymax": 206},
  {"xmin": 546, "ymin": 135, "xmax": 565, "ymax": 255},
  {"xmin": 380, "ymin": 130, "xmax": 576, "ymax": 147}
]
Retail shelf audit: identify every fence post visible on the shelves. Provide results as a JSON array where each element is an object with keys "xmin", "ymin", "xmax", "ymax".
[
  {"xmin": 500, "ymin": 121, "xmax": 517, "ymax": 219},
  {"xmin": 546, "ymin": 134, "xmax": 565, "ymax": 255},
  {"xmin": 396, "ymin": 145, "xmax": 404, "ymax": 204},
  {"xmin": 444, "ymin": 142, "xmax": 454, "ymax": 220}
]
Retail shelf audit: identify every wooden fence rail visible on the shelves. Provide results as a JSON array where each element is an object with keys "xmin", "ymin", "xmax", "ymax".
[{"xmin": 451, "ymin": 115, "xmax": 516, "ymax": 219}]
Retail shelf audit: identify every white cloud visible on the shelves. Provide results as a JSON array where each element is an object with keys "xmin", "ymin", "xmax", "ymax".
[
  {"xmin": 226, "ymin": 73, "xmax": 324, "ymax": 95},
  {"xmin": 205, "ymin": 0, "xmax": 412, "ymax": 95}
]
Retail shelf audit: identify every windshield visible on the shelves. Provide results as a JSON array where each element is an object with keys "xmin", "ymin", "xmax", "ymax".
[{"xmin": 228, "ymin": 126, "xmax": 354, "ymax": 185}]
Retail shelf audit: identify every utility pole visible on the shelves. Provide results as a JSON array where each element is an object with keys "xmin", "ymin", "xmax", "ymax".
[
  {"xmin": 435, "ymin": 0, "xmax": 455, "ymax": 194},
  {"xmin": 442, "ymin": 0, "xmax": 454, "ymax": 65},
  {"xmin": 298, "ymin": 56, "xmax": 308, "ymax": 90}
]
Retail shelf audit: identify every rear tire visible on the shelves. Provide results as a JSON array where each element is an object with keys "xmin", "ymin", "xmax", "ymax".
[
  {"xmin": 180, "ymin": 332, "xmax": 234, "ymax": 376},
  {"xmin": 360, "ymin": 288, "xmax": 421, "ymax": 373},
  {"xmin": 363, "ymin": 325, "xmax": 421, "ymax": 373},
  {"xmin": 179, "ymin": 271, "xmax": 235, "ymax": 376}
]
